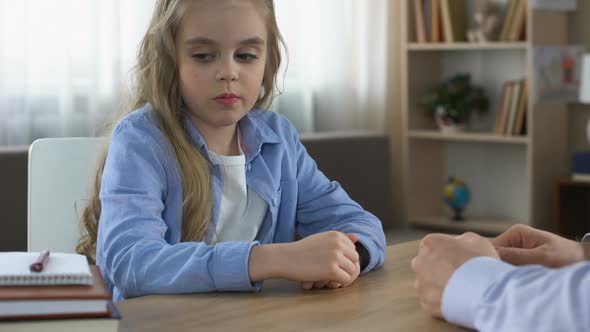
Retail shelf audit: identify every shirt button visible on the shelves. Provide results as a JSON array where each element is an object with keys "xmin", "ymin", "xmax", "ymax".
[{"xmin": 247, "ymin": 164, "xmax": 252, "ymax": 171}]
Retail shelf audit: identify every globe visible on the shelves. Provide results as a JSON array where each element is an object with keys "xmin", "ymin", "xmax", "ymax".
[{"xmin": 443, "ymin": 177, "xmax": 470, "ymax": 221}]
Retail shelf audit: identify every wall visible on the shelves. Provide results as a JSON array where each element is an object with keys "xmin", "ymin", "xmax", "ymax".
[{"xmin": 568, "ymin": 2, "xmax": 590, "ymax": 154}]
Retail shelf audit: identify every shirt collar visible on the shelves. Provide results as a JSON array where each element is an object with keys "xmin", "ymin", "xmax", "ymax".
[{"xmin": 182, "ymin": 109, "xmax": 281, "ymax": 164}]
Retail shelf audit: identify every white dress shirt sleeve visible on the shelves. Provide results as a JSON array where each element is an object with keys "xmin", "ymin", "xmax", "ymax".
[{"xmin": 442, "ymin": 238, "xmax": 590, "ymax": 331}]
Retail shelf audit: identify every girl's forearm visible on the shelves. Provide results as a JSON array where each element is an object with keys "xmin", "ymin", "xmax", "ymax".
[{"xmin": 248, "ymin": 243, "xmax": 288, "ymax": 282}]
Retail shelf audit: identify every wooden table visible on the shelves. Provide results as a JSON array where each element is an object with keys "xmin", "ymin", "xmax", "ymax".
[{"xmin": 118, "ymin": 241, "xmax": 469, "ymax": 331}]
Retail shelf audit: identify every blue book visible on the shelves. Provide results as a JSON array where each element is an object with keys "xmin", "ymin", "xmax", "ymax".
[{"xmin": 573, "ymin": 151, "xmax": 590, "ymax": 173}]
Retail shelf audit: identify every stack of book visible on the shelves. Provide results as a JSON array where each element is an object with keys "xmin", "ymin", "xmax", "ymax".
[
  {"xmin": 0, "ymin": 252, "xmax": 119, "ymax": 331},
  {"xmin": 413, "ymin": 0, "xmax": 467, "ymax": 43},
  {"xmin": 499, "ymin": 0, "xmax": 527, "ymax": 42},
  {"xmin": 495, "ymin": 79, "xmax": 528, "ymax": 136},
  {"xmin": 412, "ymin": 0, "xmax": 526, "ymax": 43},
  {"xmin": 572, "ymin": 151, "xmax": 590, "ymax": 182}
]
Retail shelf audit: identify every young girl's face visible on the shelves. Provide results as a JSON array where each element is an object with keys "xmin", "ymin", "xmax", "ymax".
[{"xmin": 176, "ymin": 0, "xmax": 268, "ymax": 131}]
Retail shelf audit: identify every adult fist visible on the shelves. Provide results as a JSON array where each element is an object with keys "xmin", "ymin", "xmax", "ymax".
[{"xmin": 412, "ymin": 232, "xmax": 499, "ymax": 318}]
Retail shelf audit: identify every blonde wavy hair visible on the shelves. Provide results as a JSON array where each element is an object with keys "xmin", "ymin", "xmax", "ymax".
[{"xmin": 76, "ymin": 0, "xmax": 285, "ymax": 263}]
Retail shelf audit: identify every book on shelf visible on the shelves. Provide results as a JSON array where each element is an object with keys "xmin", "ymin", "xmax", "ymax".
[
  {"xmin": 0, "ymin": 301, "xmax": 120, "ymax": 332},
  {"xmin": 412, "ymin": 0, "xmax": 439, "ymax": 43},
  {"xmin": 413, "ymin": 0, "xmax": 427, "ymax": 43},
  {"xmin": 513, "ymin": 80, "xmax": 528, "ymax": 135},
  {"xmin": 511, "ymin": 80, "xmax": 528, "ymax": 136},
  {"xmin": 505, "ymin": 80, "xmax": 522, "ymax": 135},
  {"xmin": 508, "ymin": 0, "xmax": 527, "ymax": 42},
  {"xmin": 500, "ymin": 0, "xmax": 518, "ymax": 41},
  {"xmin": 495, "ymin": 79, "xmax": 528, "ymax": 136},
  {"xmin": 500, "ymin": 0, "xmax": 527, "ymax": 42},
  {"xmin": 0, "ymin": 252, "xmax": 92, "ymax": 286},
  {"xmin": 413, "ymin": 0, "xmax": 531, "ymax": 44},
  {"xmin": 431, "ymin": 0, "xmax": 442, "ymax": 42},
  {"xmin": 497, "ymin": 81, "xmax": 516, "ymax": 135},
  {"xmin": 495, "ymin": 81, "xmax": 512, "ymax": 135},
  {"xmin": 0, "ymin": 266, "xmax": 111, "ymax": 320},
  {"xmin": 412, "ymin": 0, "xmax": 466, "ymax": 44},
  {"xmin": 423, "ymin": 0, "xmax": 432, "ymax": 41},
  {"xmin": 440, "ymin": 0, "xmax": 466, "ymax": 43},
  {"xmin": 571, "ymin": 151, "xmax": 590, "ymax": 182}
]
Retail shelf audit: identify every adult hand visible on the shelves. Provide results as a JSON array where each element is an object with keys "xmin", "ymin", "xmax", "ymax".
[
  {"xmin": 492, "ymin": 224, "xmax": 585, "ymax": 268},
  {"xmin": 412, "ymin": 232, "xmax": 499, "ymax": 318}
]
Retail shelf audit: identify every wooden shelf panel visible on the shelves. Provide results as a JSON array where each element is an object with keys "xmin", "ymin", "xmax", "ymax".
[
  {"xmin": 407, "ymin": 42, "xmax": 528, "ymax": 51},
  {"xmin": 408, "ymin": 130, "xmax": 530, "ymax": 144},
  {"xmin": 410, "ymin": 216, "xmax": 520, "ymax": 236}
]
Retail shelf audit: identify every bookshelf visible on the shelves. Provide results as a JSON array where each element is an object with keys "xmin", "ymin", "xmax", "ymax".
[{"xmin": 401, "ymin": 0, "xmax": 570, "ymax": 235}]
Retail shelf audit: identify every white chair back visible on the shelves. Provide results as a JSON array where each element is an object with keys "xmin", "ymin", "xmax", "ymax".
[{"xmin": 28, "ymin": 137, "xmax": 105, "ymax": 253}]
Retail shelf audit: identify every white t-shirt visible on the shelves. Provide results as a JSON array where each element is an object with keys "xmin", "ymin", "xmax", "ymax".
[{"xmin": 208, "ymin": 145, "xmax": 268, "ymax": 244}]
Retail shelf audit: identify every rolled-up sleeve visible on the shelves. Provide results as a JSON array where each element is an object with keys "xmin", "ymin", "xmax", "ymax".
[
  {"xmin": 291, "ymin": 131, "xmax": 386, "ymax": 274},
  {"xmin": 97, "ymin": 120, "xmax": 260, "ymax": 300}
]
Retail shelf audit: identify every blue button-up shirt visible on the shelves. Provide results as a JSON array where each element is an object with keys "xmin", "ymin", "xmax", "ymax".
[
  {"xmin": 96, "ymin": 104, "xmax": 386, "ymax": 301},
  {"xmin": 442, "ymin": 233, "xmax": 590, "ymax": 331}
]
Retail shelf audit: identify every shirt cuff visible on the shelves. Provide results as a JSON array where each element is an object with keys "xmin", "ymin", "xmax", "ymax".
[
  {"xmin": 211, "ymin": 241, "xmax": 263, "ymax": 291},
  {"xmin": 441, "ymin": 256, "xmax": 515, "ymax": 329},
  {"xmin": 355, "ymin": 235, "xmax": 380, "ymax": 274}
]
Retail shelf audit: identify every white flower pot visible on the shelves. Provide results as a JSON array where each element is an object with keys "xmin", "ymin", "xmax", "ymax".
[
  {"xmin": 438, "ymin": 122, "xmax": 466, "ymax": 134},
  {"xmin": 435, "ymin": 107, "xmax": 466, "ymax": 133}
]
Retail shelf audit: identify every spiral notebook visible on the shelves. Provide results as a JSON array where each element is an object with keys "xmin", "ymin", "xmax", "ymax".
[{"xmin": 0, "ymin": 252, "xmax": 92, "ymax": 286}]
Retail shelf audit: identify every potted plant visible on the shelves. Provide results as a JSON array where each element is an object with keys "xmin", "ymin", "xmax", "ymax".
[{"xmin": 421, "ymin": 74, "xmax": 489, "ymax": 133}]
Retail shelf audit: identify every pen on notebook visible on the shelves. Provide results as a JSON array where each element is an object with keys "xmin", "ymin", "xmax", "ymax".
[{"xmin": 30, "ymin": 250, "xmax": 50, "ymax": 272}]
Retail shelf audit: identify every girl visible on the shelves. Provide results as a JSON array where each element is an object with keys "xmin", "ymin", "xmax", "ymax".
[{"xmin": 77, "ymin": 0, "xmax": 386, "ymax": 301}]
